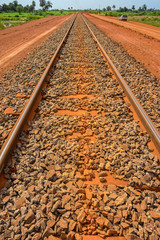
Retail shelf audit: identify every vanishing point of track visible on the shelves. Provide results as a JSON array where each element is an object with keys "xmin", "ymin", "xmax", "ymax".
[{"xmin": 0, "ymin": 13, "xmax": 160, "ymax": 240}]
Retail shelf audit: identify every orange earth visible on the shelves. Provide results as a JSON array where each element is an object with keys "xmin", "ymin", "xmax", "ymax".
[
  {"xmin": 84, "ymin": 13, "xmax": 160, "ymax": 80},
  {"xmin": 1, "ymin": 13, "xmax": 160, "ymax": 240}
]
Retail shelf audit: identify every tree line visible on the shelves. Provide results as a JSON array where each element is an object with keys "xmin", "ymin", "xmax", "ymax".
[
  {"xmin": 102, "ymin": 4, "xmax": 154, "ymax": 12},
  {"xmin": 0, "ymin": 0, "xmax": 53, "ymax": 13},
  {"xmin": 0, "ymin": 2, "xmax": 157, "ymax": 14}
]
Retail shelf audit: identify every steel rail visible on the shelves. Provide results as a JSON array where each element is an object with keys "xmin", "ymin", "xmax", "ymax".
[
  {"xmin": 0, "ymin": 14, "xmax": 77, "ymax": 173},
  {"xmin": 82, "ymin": 15, "xmax": 160, "ymax": 154}
]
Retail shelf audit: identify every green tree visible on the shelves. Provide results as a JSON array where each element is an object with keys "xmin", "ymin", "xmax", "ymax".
[
  {"xmin": 112, "ymin": 5, "xmax": 116, "ymax": 10},
  {"xmin": 16, "ymin": 5, "xmax": 23, "ymax": 14},
  {"xmin": 45, "ymin": 1, "xmax": 52, "ymax": 10},
  {"xmin": 138, "ymin": 7, "xmax": 142, "ymax": 11},
  {"xmin": 2, "ymin": 4, "xmax": 9, "ymax": 12},
  {"xmin": 132, "ymin": 5, "xmax": 135, "ymax": 11},
  {"xmin": 29, "ymin": 5, "xmax": 34, "ymax": 12},
  {"xmin": 24, "ymin": 5, "xmax": 30, "ymax": 12},
  {"xmin": 142, "ymin": 4, "xmax": 147, "ymax": 11},
  {"xmin": 123, "ymin": 6, "xmax": 128, "ymax": 12},
  {"xmin": 40, "ymin": 0, "xmax": 52, "ymax": 11},
  {"xmin": 40, "ymin": 0, "xmax": 46, "ymax": 10},
  {"xmin": 13, "ymin": 1, "xmax": 18, "ymax": 9},
  {"xmin": 32, "ymin": 1, "xmax": 36, "ymax": 11},
  {"xmin": 8, "ymin": 2, "xmax": 16, "ymax": 11},
  {"xmin": 106, "ymin": 6, "xmax": 111, "ymax": 11}
]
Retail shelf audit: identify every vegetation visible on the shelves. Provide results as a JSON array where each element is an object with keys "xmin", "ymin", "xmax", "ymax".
[
  {"xmin": 0, "ymin": 1, "xmax": 36, "ymax": 13},
  {"xmin": 0, "ymin": 0, "xmax": 53, "ymax": 13},
  {"xmin": 89, "ymin": 4, "xmax": 160, "ymax": 27},
  {"xmin": 0, "ymin": 0, "xmax": 77, "ymax": 30},
  {"xmin": 0, "ymin": 21, "xmax": 4, "ymax": 29},
  {"xmin": 0, "ymin": 10, "xmax": 75, "ymax": 30},
  {"xmin": 39, "ymin": 0, "xmax": 52, "ymax": 11},
  {"xmin": 0, "ymin": 1, "xmax": 159, "ymax": 30},
  {"xmin": 95, "ymin": 4, "xmax": 154, "ymax": 13},
  {"xmin": 129, "ymin": 16, "xmax": 160, "ymax": 27}
]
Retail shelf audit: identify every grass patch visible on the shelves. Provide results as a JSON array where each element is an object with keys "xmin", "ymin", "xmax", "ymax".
[
  {"xmin": 89, "ymin": 10, "xmax": 160, "ymax": 27},
  {"xmin": 0, "ymin": 10, "xmax": 74, "ymax": 30},
  {"xmin": 129, "ymin": 16, "xmax": 160, "ymax": 27},
  {"xmin": 0, "ymin": 21, "xmax": 5, "ymax": 30}
]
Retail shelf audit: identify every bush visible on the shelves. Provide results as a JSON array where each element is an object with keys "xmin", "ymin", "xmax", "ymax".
[
  {"xmin": 0, "ymin": 21, "xmax": 4, "ymax": 30},
  {"xmin": 27, "ymin": 15, "xmax": 42, "ymax": 20},
  {"xmin": 141, "ymin": 17, "xmax": 146, "ymax": 21},
  {"xmin": 109, "ymin": 12, "xmax": 113, "ymax": 16}
]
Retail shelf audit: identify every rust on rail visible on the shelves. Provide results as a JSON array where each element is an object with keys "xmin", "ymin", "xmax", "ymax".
[
  {"xmin": 82, "ymin": 15, "xmax": 160, "ymax": 155},
  {"xmin": 0, "ymin": 14, "xmax": 77, "ymax": 173}
]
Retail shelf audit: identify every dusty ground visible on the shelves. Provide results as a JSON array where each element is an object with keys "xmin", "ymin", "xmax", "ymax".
[
  {"xmin": 84, "ymin": 13, "xmax": 160, "ymax": 80},
  {"xmin": 0, "ymin": 14, "xmax": 73, "ymax": 77},
  {"xmin": 0, "ymin": 14, "xmax": 159, "ymax": 240},
  {"xmin": 88, "ymin": 13, "xmax": 160, "ymax": 41},
  {"xmin": 1, "ymin": 13, "xmax": 160, "ymax": 81}
]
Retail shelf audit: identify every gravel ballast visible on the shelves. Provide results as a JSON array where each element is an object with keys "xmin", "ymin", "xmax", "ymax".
[
  {"xmin": 0, "ymin": 14, "xmax": 160, "ymax": 240},
  {"xmin": 84, "ymin": 16, "xmax": 160, "ymax": 132},
  {"xmin": 0, "ymin": 16, "xmax": 74, "ymax": 149}
]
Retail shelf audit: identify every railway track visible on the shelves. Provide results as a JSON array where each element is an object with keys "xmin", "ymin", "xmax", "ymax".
[
  {"xmin": 0, "ymin": 13, "xmax": 160, "ymax": 240},
  {"xmin": 84, "ymin": 14, "xmax": 160, "ymax": 133}
]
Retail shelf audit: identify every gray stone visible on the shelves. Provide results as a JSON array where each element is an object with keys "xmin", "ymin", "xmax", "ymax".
[
  {"xmin": 125, "ymin": 234, "xmax": 141, "ymax": 240},
  {"xmin": 67, "ymin": 231, "xmax": 75, "ymax": 240},
  {"xmin": 52, "ymin": 200, "xmax": 61, "ymax": 212},
  {"xmin": 14, "ymin": 197, "xmax": 25, "ymax": 209},
  {"xmin": 99, "ymin": 177, "xmax": 107, "ymax": 182},
  {"xmin": 57, "ymin": 218, "xmax": 68, "ymax": 230},
  {"xmin": 43, "ymin": 227, "xmax": 55, "ymax": 238},
  {"xmin": 75, "ymin": 233, "xmax": 83, "ymax": 240},
  {"xmin": 77, "ymin": 210, "xmax": 86, "ymax": 224},
  {"xmin": 32, "ymin": 233, "xmax": 42, "ymax": 240},
  {"xmin": 3, "ymin": 196, "xmax": 10, "ymax": 204},
  {"xmin": 69, "ymin": 220, "xmax": 76, "ymax": 231},
  {"xmin": 115, "ymin": 193, "xmax": 127, "ymax": 206},
  {"xmin": 47, "ymin": 220, "xmax": 56, "ymax": 228},
  {"xmin": 96, "ymin": 217, "xmax": 105, "ymax": 227},
  {"xmin": 107, "ymin": 184, "xmax": 117, "ymax": 192},
  {"xmin": 149, "ymin": 211, "xmax": 160, "ymax": 220},
  {"xmin": 46, "ymin": 170, "xmax": 57, "ymax": 181},
  {"xmin": 99, "ymin": 171, "xmax": 108, "ymax": 177},
  {"xmin": 24, "ymin": 209, "xmax": 34, "ymax": 224},
  {"xmin": 106, "ymin": 229, "xmax": 117, "ymax": 236}
]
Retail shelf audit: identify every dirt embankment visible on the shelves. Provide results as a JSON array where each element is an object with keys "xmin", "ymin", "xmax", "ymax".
[
  {"xmin": 0, "ymin": 14, "xmax": 73, "ymax": 77},
  {"xmin": 0, "ymin": 13, "xmax": 160, "ymax": 81},
  {"xmin": 84, "ymin": 13, "xmax": 160, "ymax": 80}
]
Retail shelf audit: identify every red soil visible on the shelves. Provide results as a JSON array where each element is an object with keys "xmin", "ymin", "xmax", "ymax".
[
  {"xmin": 0, "ymin": 14, "xmax": 73, "ymax": 77},
  {"xmin": 84, "ymin": 13, "xmax": 160, "ymax": 80}
]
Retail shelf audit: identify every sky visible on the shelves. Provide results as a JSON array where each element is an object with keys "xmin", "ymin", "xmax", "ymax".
[{"xmin": 0, "ymin": 0, "xmax": 160, "ymax": 10}]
